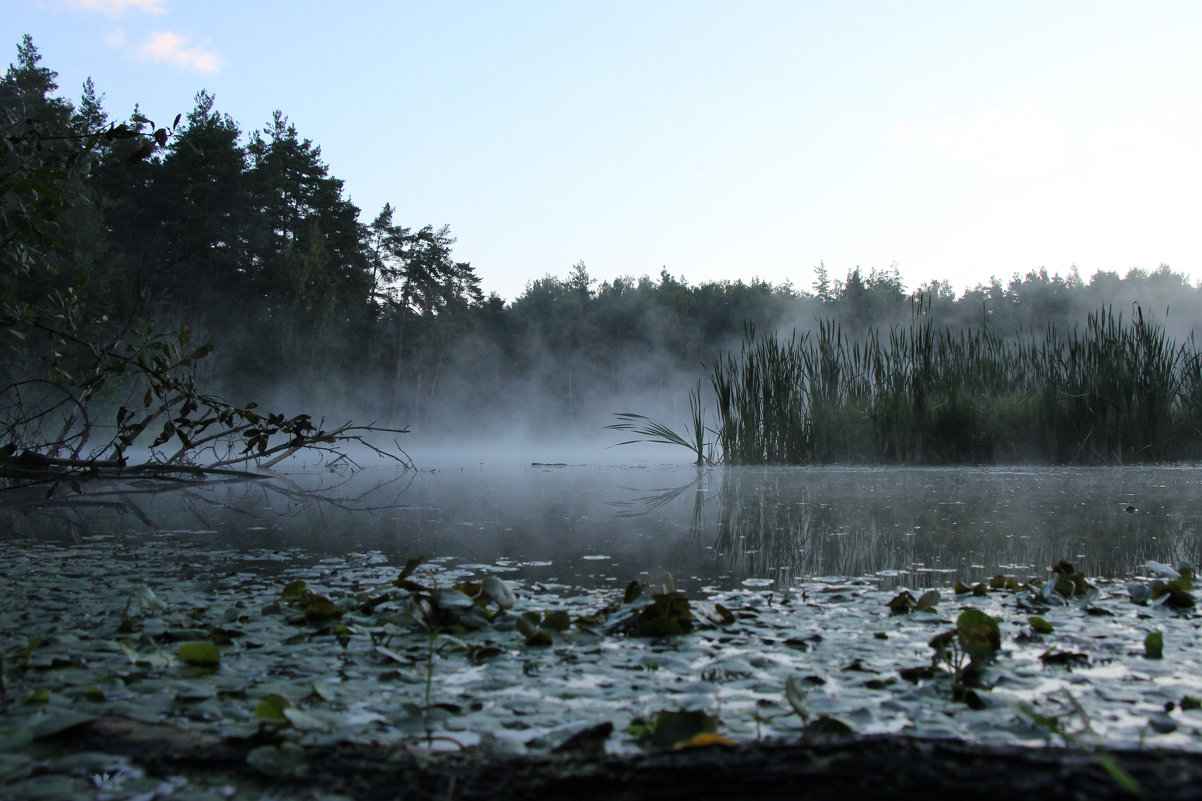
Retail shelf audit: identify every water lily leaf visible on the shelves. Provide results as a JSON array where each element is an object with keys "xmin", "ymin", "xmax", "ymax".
[
  {"xmin": 1039, "ymin": 649, "xmax": 1089, "ymax": 667},
  {"xmin": 1147, "ymin": 561, "xmax": 1181, "ymax": 579},
  {"xmin": 515, "ymin": 612, "xmax": 540, "ymax": 639},
  {"xmin": 785, "ymin": 675, "xmax": 813, "ymax": 723},
  {"xmin": 434, "ymin": 588, "xmax": 475, "ymax": 611},
  {"xmin": 887, "ymin": 591, "xmax": 916, "ymax": 615},
  {"xmin": 246, "ymin": 742, "xmax": 308, "ymax": 779},
  {"xmin": 283, "ymin": 707, "xmax": 329, "ymax": 732},
  {"xmin": 632, "ymin": 591, "xmax": 694, "ymax": 637},
  {"xmin": 648, "ymin": 709, "xmax": 718, "ymax": 749},
  {"xmin": 1147, "ymin": 712, "xmax": 1177, "ymax": 734},
  {"xmin": 802, "ymin": 715, "xmax": 855, "ymax": 739},
  {"xmin": 525, "ymin": 630, "xmax": 553, "ymax": 647},
  {"xmin": 956, "ymin": 609, "xmax": 1000, "ymax": 662},
  {"xmin": 255, "ymin": 693, "xmax": 293, "ymax": 722},
  {"xmin": 692, "ymin": 601, "xmax": 735, "ymax": 625},
  {"xmin": 1150, "ymin": 579, "xmax": 1195, "ymax": 608},
  {"xmin": 127, "ymin": 584, "xmax": 168, "ymax": 613},
  {"xmin": 1028, "ymin": 616, "xmax": 1054, "ymax": 634},
  {"xmin": 310, "ymin": 682, "xmax": 337, "ymax": 702},
  {"xmin": 481, "ymin": 575, "xmax": 516, "ymax": 610},
  {"xmin": 552, "ymin": 721, "xmax": 614, "ymax": 755},
  {"xmin": 1145, "ymin": 631, "xmax": 1164, "ymax": 659},
  {"xmin": 29, "ymin": 710, "xmax": 97, "ymax": 738},
  {"xmin": 302, "ymin": 598, "xmax": 339, "ymax": 623},
  {"xmin": 916, "ymin": 590, "xmax": 940, "ymax": 611},
  {"xmin": 375, "ymin": 645, "xmax": 409, "ymax": 665},
  {"xmin": 541, "ymin": 610, "xmax": 572, "ymax": 631},
  {"xmin": 280, "ymin": 580, "xmax": 308, "ymax": 603},
  {"xmin": 177, "ymin": 642, "xmax": 220, "ymax": 666}
]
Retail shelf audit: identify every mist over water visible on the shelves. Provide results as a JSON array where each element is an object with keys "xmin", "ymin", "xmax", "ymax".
[{"xmin": 12, "ymin": 450, "xmax": 1200, "ymax": 590}]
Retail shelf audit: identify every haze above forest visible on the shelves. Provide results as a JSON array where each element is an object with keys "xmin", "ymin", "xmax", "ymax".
[{"xmin": 5, "ymin": 36, "xmax": 1202, "ymax": 443}]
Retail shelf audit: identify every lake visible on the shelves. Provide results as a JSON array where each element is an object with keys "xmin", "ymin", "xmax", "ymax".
[
  {"xmin": 17, "ymin": 459, "xmax": 1199, "ymax": 590},
  {"xmin": 4, "ymin": 454, "xmax": 1202, "ymax": 795}
]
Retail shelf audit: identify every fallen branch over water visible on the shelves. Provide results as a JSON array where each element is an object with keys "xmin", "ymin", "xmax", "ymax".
[{"xmin": 0, "ymin": 420, "xmax": 411, "ymax": 491}]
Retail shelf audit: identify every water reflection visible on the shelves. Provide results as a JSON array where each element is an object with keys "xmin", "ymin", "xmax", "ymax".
[
  {"xmin": 691, "ymin": 467, "xmax": 1202, "ymax": 587},
  {"xmin": 3, "ymin": 463, "xmax": 1200, "ymax": 588}
]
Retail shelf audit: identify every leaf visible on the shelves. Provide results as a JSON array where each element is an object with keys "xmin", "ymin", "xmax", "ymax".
[
  {"xmin": 30, "ymin": 710, "xmax": 98, "ymax": 739},
  {"xmin": 246, "ymin": 743, "xmax": 307, "ymax": 779},
  {"xmin": 785, "ymin": 675, "xmax": 812, "ymax": 723},
  {"xmin": 254, "ymin": 693, "xmax": 293, "ymax": 722},
  {"xmin": 126, "ymin": 140, "xmax": 155, "ymax": 164},
  {"xmin": 1145, "ymin": 631, "xmax": 1164, "ymax": 659},
  {"xmin": 481, "ymin": 575, "xmax": 516, "ymax": 610},
  {"xmin": 280, "ymin": 580, "xmax": 308, "ymax": 603},
  {"xmin": 915, "ymin": 590, "xmax": 940, "ymax": 611},
  {"xmin": 283, "ymin": 707, "xmax": 328, "ymax": 732},
  {"xmin": 802, "ymin": 715, "xmax": 855, "ymax": 739},
  {"xmin": 648, "ymin": 709, "xmax": 718, "ymax": 749},
  {"xmin": 887, "ymin": 591, "xmax": 916, "ymax": 615},
  {"xmin": 541, "ymin": 610, "xmax": 572, "ymax": 631},
  {"xmin": 515, "ymin": 612, "xmax": 540, "ymax": 639},
  {"xmin": 1028, "ymin": 616, "xmax": 1054, "ymax": 634},
  {"xmin": 956, "ymin": 609, "xmax": 1000, "ymax": 662},
  {"xmin": 177, "ymin": 641, "xmax": 220, "ymax": 666}
]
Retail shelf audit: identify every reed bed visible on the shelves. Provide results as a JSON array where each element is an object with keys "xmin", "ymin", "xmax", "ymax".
[{"xmin": 710, "ymin": 308, "xmax": 1202, "ymax": 464}]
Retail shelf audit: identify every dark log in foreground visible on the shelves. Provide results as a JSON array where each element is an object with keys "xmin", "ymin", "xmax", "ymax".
[{"xmin": 52, "ymin": 716, "xmax": 1198, "ymax": 801}]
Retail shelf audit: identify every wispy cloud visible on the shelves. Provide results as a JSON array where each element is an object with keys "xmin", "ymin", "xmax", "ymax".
[
  {"xmin": 138, "ymin": 30, "xmax": 222, "ymax": 73},
  {"xmin": 66, "ymin": 0, "xmax": 166, "ymax": 16}
]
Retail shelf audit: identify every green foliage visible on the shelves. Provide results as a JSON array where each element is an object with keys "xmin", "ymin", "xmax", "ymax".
[
  {"xmin": 1145, "ymin": 631, "xmax": 1164, "ymax": 659},
  {"xmin": 12, "ymin": 37, "xmax": 1202, "ymax": 449},
  {"xmin": 644, "ymin": 709, "xmax": 722, "ymax": 749},
  {"xmin": 707, "ymin": 307, "xmax": 1202, "ymax": 465},
  {"xmin": 177, "ymin": 641, "xmax": 221, "ymax": 667},
  {"xmin": 1028, "ymin": 616, "xmax": 1054, "ymax": 634}
]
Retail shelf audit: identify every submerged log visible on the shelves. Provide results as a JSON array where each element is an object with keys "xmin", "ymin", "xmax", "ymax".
[{"xmin": 51, "ymin": 717, "xmax": 1201, "ymax": 800}]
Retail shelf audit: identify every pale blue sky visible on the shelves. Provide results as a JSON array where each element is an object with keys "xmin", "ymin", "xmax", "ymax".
[{"xmin": 8, "ymin": 1, "xmax": 1202, "ymax": 300}]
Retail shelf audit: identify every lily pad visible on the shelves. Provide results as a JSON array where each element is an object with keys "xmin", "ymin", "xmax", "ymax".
[{"xmin": 177, "ymin": 641, "xmax": 221, "ymax": 666}]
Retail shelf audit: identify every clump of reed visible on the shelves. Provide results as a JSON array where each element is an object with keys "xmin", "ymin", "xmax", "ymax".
[{"xmin": 708, "ymin": 307, "xmax": 1202, "ymax": 465}]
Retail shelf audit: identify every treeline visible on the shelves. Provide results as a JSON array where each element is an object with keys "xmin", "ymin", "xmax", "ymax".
[{"xmin": 6, "ymin": 36, "xmax": 1202, "ymax": 441}]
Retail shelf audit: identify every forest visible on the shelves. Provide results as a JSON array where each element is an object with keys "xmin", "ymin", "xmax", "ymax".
[{"xmin": 6, "ymin": 35, "xmax": 1202, "ymax": 458}]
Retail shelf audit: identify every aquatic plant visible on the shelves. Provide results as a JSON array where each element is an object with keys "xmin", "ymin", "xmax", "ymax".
[
  {"xmin": 607, "ymin": 381, "xmax": 713, "ymax": 465},
  {"xmin": 663, "ymin": 305, "xmax": 1202, "ymax": 465}
]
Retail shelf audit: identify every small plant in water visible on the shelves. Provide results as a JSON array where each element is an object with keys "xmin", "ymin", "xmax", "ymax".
[
  {"xmin": 928, "ymin": 609, "xmax": 1001, "ymax": 709},
  {"xmin": 608, "ymin": 381, "xmax": 713, "ymax": 465}
]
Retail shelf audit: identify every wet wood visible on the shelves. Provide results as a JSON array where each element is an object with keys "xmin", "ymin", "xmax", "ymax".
[{"xmin": 53, "ymin": 717, "xmax": 1201, "ymax": 800}]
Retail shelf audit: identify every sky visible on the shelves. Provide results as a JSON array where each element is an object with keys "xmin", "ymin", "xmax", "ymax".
[{"xmin": 7, "ymin": 1, "xmax": 1202, "ymax": 301}]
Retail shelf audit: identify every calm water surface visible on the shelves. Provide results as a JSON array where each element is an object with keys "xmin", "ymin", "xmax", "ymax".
[{"xmin": 13, "ymin": 460, "xmax": 1202, "ymax": 589}]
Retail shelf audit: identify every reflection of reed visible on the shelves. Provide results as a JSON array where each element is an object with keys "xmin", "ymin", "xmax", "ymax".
[
  {"xmin": 673, "ymin": 467, "xmax": 1202, "ymax": 586},
  {"xmin": 608, "ymin": 468, "xmax": 711, "ymax": 540}
]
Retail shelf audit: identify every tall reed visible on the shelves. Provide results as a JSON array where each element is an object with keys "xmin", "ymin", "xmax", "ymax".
[{"xmin": 706, "ymin": 306, "xmax": 1202, "ymax": 464}]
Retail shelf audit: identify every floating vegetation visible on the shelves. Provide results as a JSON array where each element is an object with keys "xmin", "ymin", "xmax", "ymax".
[
  {"xmin": 3, "ymin": 535, "xmax": 1202, "ymax": 798},
  {"xmin": 629, "ymin": 307, "xmax": 1202, "ymax": 465}
]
